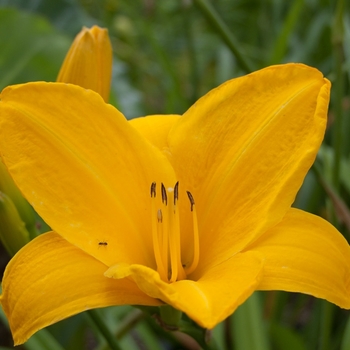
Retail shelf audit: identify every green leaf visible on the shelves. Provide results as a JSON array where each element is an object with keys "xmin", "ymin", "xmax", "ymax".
[
  {"xmin": 0, "ymin": 8, "xmax": 70, "ymax": 89},
  {"xmin": 269, "ymin": 0, "xmax": 304, "ymax": 64},
  {"xmin": 270, "ymin": 323, "xmax": 307, "ymax": 350},
  {"xmin": 341, "ymin": 315, "xmax": 350, "ymax": 350},
  {"xmin": 25, "ymin": 331, "xmax": 65, "ymax": 350},
  {"xmin": 231, "ymin": 292, "xmax": 270, "ymax": 350}
]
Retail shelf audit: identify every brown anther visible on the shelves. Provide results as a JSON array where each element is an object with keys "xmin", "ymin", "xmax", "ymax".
[
  {"xmin": 186, "ymin": 191, "xmax": 195, "ymax": 211},
  {"xmin": 161, "ymin": 183, "xmax": 168, "ymax": 205},
  {"xmin": 174, "ymin": 181, "xmax": 179, "ymax": 205},
  {"xmin": 157, "ymin": 209, "xmax": 163, "ymax": 223},
  {"xmin": 151, "ymin": 182, "xmax": 156, "ymax": 198}
]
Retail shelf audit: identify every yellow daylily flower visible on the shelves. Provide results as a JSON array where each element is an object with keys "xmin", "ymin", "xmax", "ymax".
[
  {"xmin": 57, "ymin": 25, "xmax": 112, "ymax": 102},
  {"xmin": 1, "ymin": 64, "xmax": 350, "ymax": 345}
]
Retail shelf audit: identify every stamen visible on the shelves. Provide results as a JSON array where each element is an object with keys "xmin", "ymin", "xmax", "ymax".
[
  {"xmin": 186, "ymin": 191, "xmax": 195, "ymax": 211},
  {"xmin": 174, "ymin": 181, "xmax": 179, "ymax": 205},
  {"xmin": 161, "ymin": 183, "xmax": 167, "ymax": 205},
  {"xmin": 168, "ymin": 198, "xmax": 178, "ymax": 282},
  {"xmin": 185, "ymin": 191, "xmax": 199, "ymax": 275},
  {"xmin": 160, "ymin": 189, "xmax": 169, "ymax": 278},
  {"xmin": 150, "ymin": 182, "xmax": 197, "ymax": 283},
  {"xmin": 173, "ymin": 184, "xmax": 186, "ymax": 281},
  {"xmin": 157, "ymin": 209, "xmax": 162, "ymax": 223},
  {"xmin": 150, "ymin": 183, "xmax": 166, "ymax": 280},
  {"xmin": 151, "ymin": 182, "xmax": 156, "ymax": 197}
]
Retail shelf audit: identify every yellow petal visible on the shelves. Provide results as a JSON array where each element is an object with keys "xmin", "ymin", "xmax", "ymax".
[
  {"xmin": 168, "ymin": 64, "xmax": 330, "ymax": 274},
  {"xmin": 0, "ymin": 232, "xmax": 160, "ymax": 345},
  {"xmin": 0, "ymin": 82, "xmax": 176, "ymax": 268},
  {"xmin": 129, "ymin": 114, "xmax": 180, "ymax": 152},
  {"xmin": 57, "ymin": 26, "xmax": 112, "ymax": 102},
  {"xmin": 106, "ymin": 251, "xmax": 264, "ymax": 329},
  {"xmin": 247, "ymin": 208, "xmax": 350, "ymax": 308}
]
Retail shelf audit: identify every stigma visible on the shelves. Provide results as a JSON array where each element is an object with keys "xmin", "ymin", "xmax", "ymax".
[{"xmin": 150, "ymin": 182, "xmax": 199, "ymax": 283}]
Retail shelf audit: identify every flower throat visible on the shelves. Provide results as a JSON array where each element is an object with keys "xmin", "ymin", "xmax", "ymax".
[{"xmin": 150, "ymin": 182, "xmax": 199, "ymax": 283}]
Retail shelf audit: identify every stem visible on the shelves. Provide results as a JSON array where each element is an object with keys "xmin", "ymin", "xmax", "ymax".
[
  {"xmin": 332, "ymin": 0, "xmax": 345, "ymax": 193},
  {"xmin": 317, "ymin": 4, "xmax": 345, "ymax": 347},
  {"xmin": 224, "ymin": 318, "xmax": 233, "ymax": 350},
  {"xmin": 143, "ymin": 22, "xmax": 186, "ymax": 114},
  {"xmin": 193, "ymin": 0, "xmax": 253, "ymax": 73},
  {"xmin": 231, "ymin": 293, "xmax": 270, "ymax": 350},
  {"xmin": 269, "ymin": 0, "xmax": 304, "ymax": 64},
  {"xmin": 98, "ymin": 309, "xmax": 145, "ymax": 350},
  {"xmin": 179, "ymin": 320, "xmax": 218, "ymax": 350},
  {"xmin": 115, "ymin": 309, "xmax": 145, "ymax": 340},
  {"xmin": 319, "ymin": 301, "xmax": 334, "ymax": 350},
  {"xmin": 87, "ymin": 309, "xmax": 123, "ymax": 350},
  {"xmin": 160, "ymin": 305, "xmax": 182, "ymax": 328},
  {"xmin": 183, "ymin": 1, "xmax": 200, "ymax": 104}
]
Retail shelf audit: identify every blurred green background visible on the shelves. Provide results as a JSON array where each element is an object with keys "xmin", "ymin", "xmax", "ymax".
[{"xmin": 0, "ymin": 0, "xmax": 350, "ymax": 349}]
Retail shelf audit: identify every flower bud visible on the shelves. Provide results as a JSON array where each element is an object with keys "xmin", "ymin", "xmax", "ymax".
[
  {"xmin": 0, "ymin": 191, "xmax": 30, "ymax": 256},
  {"xmin": 57, "ymin": 25, "xmax": 112, "ymax": 102},
  {"xmin": 0, "ymin": 160, "xmax": 38, "ymax": 240}
]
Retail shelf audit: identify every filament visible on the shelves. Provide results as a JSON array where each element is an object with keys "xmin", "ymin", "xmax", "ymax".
[{"xmin": 150, "ymin": 182, "xmax": 199, "ymax": 283}]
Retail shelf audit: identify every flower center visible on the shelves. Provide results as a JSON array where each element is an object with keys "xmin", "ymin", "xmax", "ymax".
[{"xmin": 150, "ymin": 182, "xmax": 199, "ymax": 283}]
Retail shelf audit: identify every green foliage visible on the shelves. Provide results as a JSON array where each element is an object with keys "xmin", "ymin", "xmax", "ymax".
[
  {"xmin": 0, "ymin": 8, "xmax": 70, "ymax": 89},
  {"xmin": 232, "ymin": 293, "xmax": 270, "ymax": 350}
]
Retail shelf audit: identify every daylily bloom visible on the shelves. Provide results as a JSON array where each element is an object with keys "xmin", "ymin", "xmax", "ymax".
[
  {"xmin": 56, "ymin": 25, "xmax": 112, "ymax": 102},
  {"xmin": 1, "ymin": 64, "xmax": 350, "ymax": 345}
]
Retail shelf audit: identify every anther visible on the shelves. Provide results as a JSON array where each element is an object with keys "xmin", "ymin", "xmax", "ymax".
[
  {"xmin": 151, "ymin": 182, "xmax": 156, "ymax": 198},
  {"xmin": 186, "ymin": 191, "xmax": 195, "ymax": 211},
  {"xmin": 161, "ymin": 183, "xmax": 168, "ymax": 205},
  {"xmin": 174, "ymin": 182, "xmax": 179, "ymax": 205},
  {"xmin": 151, "ymin": 184, "xmax": 166, "ymax": 280},
  {"xmin": 185, "ymin": 190, "xmax": 199, "ymax": 275},
  {"xmin": 157, "ymin": 209, "xmax": 163, "ymax": 223}
]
